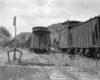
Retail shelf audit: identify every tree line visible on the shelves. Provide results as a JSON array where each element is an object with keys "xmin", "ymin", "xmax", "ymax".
[{"xmin": 0, "ymin": 26, "xmax": 31, "ymax": 48}]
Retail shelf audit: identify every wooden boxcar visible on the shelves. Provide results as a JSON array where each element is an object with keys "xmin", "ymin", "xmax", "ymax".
[
  {"xmin": 23, "ymin": 26, "xmax": 50, "ymax": 53},
  {"xmin": 31, "ymin": 26, "xmax": 50, "ymax": 53},
  {"xmin": 58, "ymin": 21, "xmax": 81, "ymax": 52}
]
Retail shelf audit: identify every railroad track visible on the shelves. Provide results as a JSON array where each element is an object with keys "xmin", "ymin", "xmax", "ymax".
[
  {"xmin": 39, "ymin": 54, "xmax": 78, "ymax": 80},
  {"xmin": 51, "ymin": 52, "xmax": 100, "ymax": 79}
]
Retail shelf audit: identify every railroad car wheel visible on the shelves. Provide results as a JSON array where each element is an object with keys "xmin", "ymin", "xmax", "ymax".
[
  {"xmin": 85, "ymin": 48, "xmax": 95, "ymax": 59},
  {"xmin": 78, "ymin": 49, "xmax": 83, "ymax": 57},
  {"xmin": 84, "ymin": 49, "xmax": 89, "ymax": 58},
  {"xmin": 42, "ymin": 49, "xmax": 44, "ymax": 53},
  {"xmin": 39, "ymin": 49, "xmax": 41, "ymax": 53},
  {"xmin": 66, "ymin": 49, "xmax": 71, "ymax": 54},
  {"xmin": 34, "ymin": 49, "xmax": 36, "ymax": 52},
  {"xmin": 36, "ymin": 49, "xmax": 39, "ymax": 53},
  {"xmin": 29, "ymin": 48, "xmax": 33, "ymax": 51},
  {"xmin": 96, "ymin": 52, "xmax": 100, "ymax": 60},
  {"xmin": 74, "ymin": 49, "xmax": 77, "ymax": 54},
  {"xmin": 70, "ymin": 48, "xmax": 76, "ymax": 55},
  {"xmin": 82, "ymin": 49, "xmax": 86, "ymax": 57},
  {"xmin": 44, "ymin": 49, "xmax": 46, "ymax": 53},
  {"xmin": 46, "ymin": 49, "xmax": 49, "ymax": 54}
]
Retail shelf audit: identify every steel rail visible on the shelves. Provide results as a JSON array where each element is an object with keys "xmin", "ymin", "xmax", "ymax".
[
  {"xmin": 39, "ymin": 54, "xmax": 78, "ymax": 80},
  {"xmin": 51, "ymin": 52, "xmax": 100, "ymax": 78}
]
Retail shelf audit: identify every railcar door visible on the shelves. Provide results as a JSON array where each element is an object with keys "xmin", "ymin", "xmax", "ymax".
[
  {"xmin": 39, "ymin": 31, "xmax": 50, "ymax": 49},
  {"xmin": 39, "ymin": 31, "xmax": 48, "ymax": 48},
  {"xmin": 39, "ymin": 32, "xmax": 43, "ymax": 47},
  {"xmin": 68, "ymin": 28, "xmax": 72, "ymax": 47}
]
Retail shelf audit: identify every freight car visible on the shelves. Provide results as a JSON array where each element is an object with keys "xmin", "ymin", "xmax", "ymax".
[
  {"xmin": 59, "ymin": 16, "xmax": 100, "ymax": 59},
  {"xmin": 70, "ymin": 16, "xmax": 100, "ymax": 58},
  {"xmin": 23, "ymin": 26, "xmax": 50, "ymax": 53},
  {"xmin": 58, "ymin": 20, "xmax": 81, "ymax": 53}
]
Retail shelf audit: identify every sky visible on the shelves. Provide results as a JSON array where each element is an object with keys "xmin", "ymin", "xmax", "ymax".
[{"xmin": 0, "ymin": 0, "xmax": 100, "ymax": 37}]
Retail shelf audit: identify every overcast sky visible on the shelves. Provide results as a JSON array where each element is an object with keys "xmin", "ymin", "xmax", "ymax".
[{"xmin": 0, "ymin": 0, "xmax": 100, "ymax": 37}]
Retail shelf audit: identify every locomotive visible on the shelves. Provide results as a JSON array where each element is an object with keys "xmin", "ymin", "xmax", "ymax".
[
  {"xmin": 58, "ymin": 15, "xmax": 100, "ymax": 59},
  {"xmin": 23, "ymin": 26, "xmax": 50, "ymax": 53}
]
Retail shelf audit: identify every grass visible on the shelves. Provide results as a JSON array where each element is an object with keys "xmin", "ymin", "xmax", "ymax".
[
  {"xmin": 0, "ymin": 66, "xmax": 39, "ymax": 80},
  {"xmin": 54, "ymin": 53, "xmax": 100, "ymax": 72},
  {"xmin": 0, "ymin": 48, "xmax": 50, "ymax": 80},
  {"xmin": 64, "ymin": 54, "xmax": 100, "ymax": 72},
  {"xmin": 0, "ymin": 48, "xmax": 33, "ymax": 65},
  {"xmin": 1, "ymin": 47, "xmax": 99, "ymax": 72}
]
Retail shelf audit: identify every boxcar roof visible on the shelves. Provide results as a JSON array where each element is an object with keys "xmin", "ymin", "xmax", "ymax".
[
  {"xmin": 32, "ymin": 26, "xmax": 50, "ymax": 32},
  {"xmin": 62, "ymin": 20, "xmax": 81, "ymax": 25},
  {"xmin": 32, "ymin": 26, "xmax": 47, "ymax": 29},
  {"xmin": 58, "ymin": 21, "xmax": 81, "ymax": 32},
  {"xmin": 58, "ymin": 24, "xmax": 78, "ymax": 32},
  {"xmin": 58, "ymin": 15, "xmax": 100, "ymax": 32},
  {"xmin": 70, "ymin": 15, "xmax": 100, "ymax": 29}
]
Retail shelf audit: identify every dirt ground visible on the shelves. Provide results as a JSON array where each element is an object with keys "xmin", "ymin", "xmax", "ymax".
[{"xmin": 0, "ymin": 66, "xmax": 51, "ymax": 80}]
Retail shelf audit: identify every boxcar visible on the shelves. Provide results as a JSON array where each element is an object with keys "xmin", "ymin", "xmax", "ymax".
[
  {"xmin": 70, "ymin": 16, "xmax": 100, "ymax": 58},
  {"xmin": 23, "ymin": 26, "xmax": 50, "ymax": 53},
  {"xmin": 31, "ymin": 26, "xmax": 50, "ymax": 53},
  {"xmin": 58, "ymin": 20, "xmax": 81, "ymax": 53}
]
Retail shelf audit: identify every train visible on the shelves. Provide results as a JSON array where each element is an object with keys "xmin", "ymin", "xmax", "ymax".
[
  {"xmin": 23, "ymin": 15, "xmax": 100, "ymax": 59},
  {"xmin": 23, "ymin": 26, "xmax": 50, "ymax": 53},
  {"xmin": 58, "ymin": 15, "xmax": 100, "ymax": 59}
]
